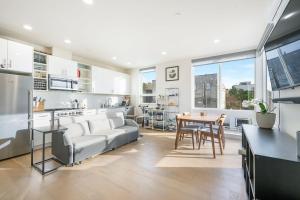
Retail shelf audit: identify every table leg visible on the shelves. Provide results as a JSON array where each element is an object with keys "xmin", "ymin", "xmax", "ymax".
[
  {"xmin": 175, "ymin": 119, "xmax": 182, "ymax": 149},
  {"xmin": 50, "ymin": 111, "xmax": 55, "ymax": 129},
  {"xmin": 42, "ymin": 133, "xmax": 45, "ymax": 175},
  {"xmin": 31, "ymin": 128, "xmax": 34, "ymax": 166},
  {"xmin": 210, "ymin": 122, "xmax": 216, "ymax": 158}
]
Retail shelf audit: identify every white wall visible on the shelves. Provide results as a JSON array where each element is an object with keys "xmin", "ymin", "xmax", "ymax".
[
  {"xmin": 277, "ymin": 88, "xmax": 300, "ymax": 138},
  {"xmin": 130, "ymin": 59, "xmax": 192, "ymax": 113},
  {"xmin": 156, "ymin": 59, "xmax": 192, "ymax": 113}
]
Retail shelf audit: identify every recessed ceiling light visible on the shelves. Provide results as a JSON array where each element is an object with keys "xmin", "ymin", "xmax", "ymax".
[
  {"xmin": 23, "ymin": 24, "xmax": 32, "ymax": 31},
  {"xmin": 214, "ymin": 39, "xmax": 220, "ymax": 44},
  {"xmin": 82, "ymin": 0, "xmax": 93, "ymax": 5},
  {"xmin": 112, "ymin": 56, "xmax": 117, "ymax": 60},
  {"xmin": 161, "ymin": 51, "xmax": 167, "ymax": 55},
  {"xmin": 64, "ymin": 39, "xmax": 71, "ymax": 44},
  {"xmin": 282, "ymin": 12, "xmax": 297, "ymax": 20},
  {"xmin": 127, "ymin": 62, "xmax": 131, "ymax": 65}
]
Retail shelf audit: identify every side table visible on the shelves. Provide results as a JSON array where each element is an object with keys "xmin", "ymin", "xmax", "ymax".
[{"xmin": 31, "ymin": 126, "xmax": 68, "ymax": 175}]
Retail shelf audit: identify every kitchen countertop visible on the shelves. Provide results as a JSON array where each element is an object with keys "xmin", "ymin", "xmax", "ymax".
[{"xmin": 33, "ymin": 106, "xmax": 132, "ymax": 113}]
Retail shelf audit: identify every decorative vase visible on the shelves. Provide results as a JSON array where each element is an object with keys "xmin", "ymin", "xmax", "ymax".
[{"xmin": 256, "ymin": 112, "xmax": 276, "ymax": 129}]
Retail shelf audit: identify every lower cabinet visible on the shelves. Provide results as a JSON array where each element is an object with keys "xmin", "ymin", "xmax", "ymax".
[{"xmin": 242, "ymin": 125, "xmax": 300, "ymax": 199}]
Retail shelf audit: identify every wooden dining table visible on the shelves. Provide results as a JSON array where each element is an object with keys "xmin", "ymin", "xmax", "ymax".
[{"xmin": 175, "ymin": 114, "xmax": 220, "ymax": 158}]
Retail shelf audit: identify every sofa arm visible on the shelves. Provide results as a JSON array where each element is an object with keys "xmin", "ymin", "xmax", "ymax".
[
  {"xmin": 125, "ymin": 119, "xmax": 139, "ymax": 128},
  {"xmin": 52, "ymin": 131, "xmax": 73, "ymax": 165}
]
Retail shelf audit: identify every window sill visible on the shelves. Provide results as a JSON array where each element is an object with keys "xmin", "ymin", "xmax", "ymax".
[{"xmin": 192, "ymin": 107, "xmax": 254, "ymax": 112}]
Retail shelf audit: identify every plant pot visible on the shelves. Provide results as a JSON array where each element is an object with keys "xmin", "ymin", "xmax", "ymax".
[{"xmin": 256, "ymin": 112, "xmax": 276, "ymax": 129}]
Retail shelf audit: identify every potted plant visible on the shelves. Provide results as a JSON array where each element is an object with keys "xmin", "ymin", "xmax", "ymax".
[{"xmin": 255, "ymin": 102, "xmax": 276, "ymax": 129}]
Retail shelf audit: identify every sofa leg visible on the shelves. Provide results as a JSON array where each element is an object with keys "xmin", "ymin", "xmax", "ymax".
[{"xmin": 67, "ymin": 163, "xmax": 74, "ymax": 167}]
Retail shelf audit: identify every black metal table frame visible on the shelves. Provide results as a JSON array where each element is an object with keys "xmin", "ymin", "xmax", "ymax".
[{"xmin": 31, "ymin": 128, "xmax": 65, "ymax": 175}]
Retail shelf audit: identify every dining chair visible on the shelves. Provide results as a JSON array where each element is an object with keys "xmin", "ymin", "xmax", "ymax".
[
  {"xmin": 176, "ymin": 114, "xmax": 199, "ymax": 149},
  {"xmin": 180, "ymin": 112, "xmax": 203, "ymax": 143},
  {"xmin": 202, "ymin": 114, "xmax": 226, "ymax": 147},
  {"xmin": 198, "ymin": 114, "xmax": 226, "ymax": 157}
]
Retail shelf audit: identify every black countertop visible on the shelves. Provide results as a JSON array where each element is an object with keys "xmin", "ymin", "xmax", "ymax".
[{"xmin": 242, "ymin": 124, "xmax": 300, "ymax": 162}]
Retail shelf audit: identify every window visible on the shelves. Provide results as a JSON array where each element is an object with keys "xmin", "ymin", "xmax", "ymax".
[
  {"xmin": 193, "ymin": 57, "xmax": 255, "ymax": 110},
  {"xmin": 222, "ymin": 58, "xmax": 255, "ymax": 110},
  {"xmin": 193, "ymin": 63, "xmax": 219, "ymax": 108},
  {"xmin": 140, "ymin": 68, "xmax": 156, "ymax": 103}
]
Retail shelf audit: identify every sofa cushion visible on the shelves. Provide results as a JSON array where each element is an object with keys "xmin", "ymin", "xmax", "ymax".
[
  {"xmin": 116, "ymin": 125, "xmax": 138, "ymax": 134},
  {"xmin": 72, "ymin": 135, "xmax": 106, "ymax": 150},
  {"xmin": 80, "ymin": 121, "xmax": 91, "ymax": 135},
  {"xmin": 63, "ymin": 123, "xmax": 86, "ymax": 139},
  {"xmin": 92, "ymin": 129, "xmax": 125, "ymax": 141},
  {"xmin": 59, "ymin": 117, "xmax": 73, "ymax": 126},
  {"xmin": 88, "ymin": 118, "xmax": 111, "ymax": 134},
  {"xmin": 73, "ymin": 114, "xmax": 106, "ymax": 123},
  {"xmin": 109, "ymin": 117, "xmax": 125, "ymax": 129}
]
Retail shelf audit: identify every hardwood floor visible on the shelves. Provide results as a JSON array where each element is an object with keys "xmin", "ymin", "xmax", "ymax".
[{"xmin": 0, "ymin": 129, "xmax": 247, "ymax": 200}]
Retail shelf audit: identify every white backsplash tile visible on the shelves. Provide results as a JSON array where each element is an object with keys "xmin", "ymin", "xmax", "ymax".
[{"xmin": 33, "ymin": 90, "xmax": 123, "ymax": 109}]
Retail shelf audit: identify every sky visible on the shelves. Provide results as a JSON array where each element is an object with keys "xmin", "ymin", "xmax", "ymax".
[
  {"xmin": 142, "ymin": 71, "xmax": 156, "ymax": 82},
  {"xmin": 193, "ymin": 58, "xmax": 255, "ymax": 88}
]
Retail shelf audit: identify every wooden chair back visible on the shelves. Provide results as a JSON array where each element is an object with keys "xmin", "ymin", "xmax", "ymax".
[
  {"xmin": 216, "ymin": 114, "xmax": 226, "ymax": 135},
  {"xmin": 182, "ymin": 112, "xmax": 191, "ymax": 126},
  {"xmin": 175, "ymin": 114, "xmax": 182, "ymax": 129}
]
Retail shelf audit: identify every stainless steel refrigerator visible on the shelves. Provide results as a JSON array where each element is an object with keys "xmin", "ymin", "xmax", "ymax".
[{"xmin": 0, "ymin": 72, "xmax": 32, "ymax": 161}]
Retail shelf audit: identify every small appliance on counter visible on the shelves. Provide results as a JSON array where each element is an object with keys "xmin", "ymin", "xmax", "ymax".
[
  {"xmin": 121, "ymin": 96, "xmax": 130, "ymax": 106},
  {"xmin": 48, "ymin": 75, "xmax": 78, "ymax": 91}
]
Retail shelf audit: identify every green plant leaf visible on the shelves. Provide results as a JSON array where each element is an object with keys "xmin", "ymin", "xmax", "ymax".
[{"xmin": 258, "ymin": 102, "xmax": 267, "ymax": 114}]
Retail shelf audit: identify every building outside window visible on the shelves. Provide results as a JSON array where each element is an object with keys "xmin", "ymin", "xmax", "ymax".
[
  {"xmin": 193, "ymin": 57, "xmax": 255, "ymax": 110},
  {"xmin": 193, "ymin": 63, "xmax": 219, "ymax": 108},
  {"xmin": 140, "ymin": 68, "xmax": 156, "ymax": 104}
]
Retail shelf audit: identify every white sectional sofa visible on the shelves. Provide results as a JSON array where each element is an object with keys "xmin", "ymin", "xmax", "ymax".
[{"xmin": 52, "ymin": 112, "xmax": 139, "ymax": 165}]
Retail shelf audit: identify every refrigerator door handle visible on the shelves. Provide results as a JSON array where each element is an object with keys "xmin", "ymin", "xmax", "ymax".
[
  {"xmin": 28, "ymin": 90, "xmax": 33, "ymax": 120},
  {"xmin": 3, "ymin": 59, "xmax": 6, "ymax": 68}
]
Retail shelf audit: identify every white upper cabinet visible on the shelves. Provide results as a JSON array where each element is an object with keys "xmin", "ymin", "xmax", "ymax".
[
  {"xmin": 113, "ymin": 72, "xmax": 130, "ymax": 95},
  {"xmin": 0, "ymin": 38, "xmax": 33, "ymax": 73},
  {"xmin": 92, "ymin": 66, "xmax": 130, "ymax": 95},
  {"xmin": 48, "ymin": 55, "xmax": 78, "ymax": 79},
  {"xmin": 92, "ymin": 66, "xmax": 114, "ymax": 94}
]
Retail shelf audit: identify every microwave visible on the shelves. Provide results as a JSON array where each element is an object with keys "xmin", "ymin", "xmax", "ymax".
[{"xmin": 48, "ymin": 75, "xmax": 78, "ymax": 91}]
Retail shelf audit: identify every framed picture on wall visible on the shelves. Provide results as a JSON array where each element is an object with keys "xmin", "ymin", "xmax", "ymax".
[{"xmin": 165, "ymin": 66, "xmax": 179, "ymax": 81}]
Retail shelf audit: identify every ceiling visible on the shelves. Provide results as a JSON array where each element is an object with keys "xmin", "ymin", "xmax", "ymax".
[{"xmin": 0, "ymin": 0, "xmax": 275, "ymax": 68}]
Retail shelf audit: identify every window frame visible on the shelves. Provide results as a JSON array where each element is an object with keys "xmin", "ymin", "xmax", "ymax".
[{"xmin": 192, "ymin": 54, "xmax": 256, "ymax": 111}]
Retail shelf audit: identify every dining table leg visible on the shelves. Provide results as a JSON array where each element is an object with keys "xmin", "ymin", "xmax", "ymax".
[
  {"xmin": 210, "ymin": 122, "xmax": 216, "ymax": 158},
  {"xmin": 175, "ymin": 119, "xmax": 182, "ymax": 149}
]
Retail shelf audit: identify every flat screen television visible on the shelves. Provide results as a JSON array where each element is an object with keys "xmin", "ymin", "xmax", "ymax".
[
  {"xmin": 265, "ymin": 33, "xmax": 300, "ymax": 90},
  {"xmin": 264, "ymin": 0, "xmax": 300, "ymax": 91}
]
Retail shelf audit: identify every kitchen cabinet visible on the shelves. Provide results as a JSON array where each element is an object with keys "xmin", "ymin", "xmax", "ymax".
[
  {"xmin": 48, "ymin": 56, "xmax": 78, "ymax": 79},
  {"xmin": 113, "ymin": 72, "xmax": 130, "ymax": 95},
  {"xmin": 92, "ymin": 66, "xmax": 130, "ymax": 95},
  {"xmin": 0, "ymin": 38, "xmax": 33, "ymax": 73}
]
